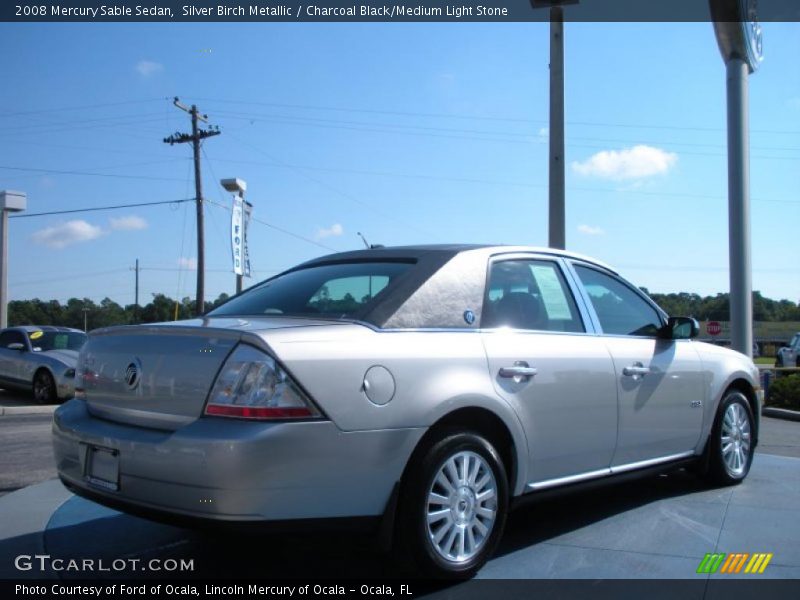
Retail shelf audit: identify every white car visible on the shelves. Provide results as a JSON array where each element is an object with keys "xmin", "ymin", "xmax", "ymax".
[{"xmin": 776, "ymin": 333, "xmax": 800, "ymax": 369}]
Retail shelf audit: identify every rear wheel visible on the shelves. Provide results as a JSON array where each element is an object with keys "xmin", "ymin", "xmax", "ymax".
[
  {"xmin": 707, "ymin": 390, "xmax": 755, "ymax": 485},
  {"xmin": 397, "ymin": 432, "xmax": 508, "ymax": 578},
  {"xmin": 32, "ymin": 370, "xmax": 57, "ymax": 404}
]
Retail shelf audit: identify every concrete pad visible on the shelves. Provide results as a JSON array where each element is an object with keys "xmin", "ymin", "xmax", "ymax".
[
  {"xmin": 1, "ymin": 454, "xmax": 799, "ymax": 581},
  {"xmin": 0, "ymin": 479, "xmax": 72, "ymax": 578}
]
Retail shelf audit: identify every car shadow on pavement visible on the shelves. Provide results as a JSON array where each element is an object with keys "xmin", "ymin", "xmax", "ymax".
[{"xmin": 18, "ymin": 468, "xmax": 724, "ymax": 581}]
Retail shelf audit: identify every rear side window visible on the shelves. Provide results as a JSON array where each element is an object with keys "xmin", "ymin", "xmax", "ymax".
[
  {"xmin": 482, "ymin": 259, "xmax": 584, "ymax": 332},
  {"xmin": 575, "ymin": 265, "xmax": 663, "ymax": 336},
  {"xmin": 209, "ymin": 261, "xmax": 413, "ymax": 320}
]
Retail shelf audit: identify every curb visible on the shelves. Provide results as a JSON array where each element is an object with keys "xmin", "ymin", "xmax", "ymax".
[
  {"xmin": 762, "ymin": 406, "xmax": 800, "ymax": 422},
  {"xmin": 0, "ymin": 405, "xmax": 57, "ymax": 416}
]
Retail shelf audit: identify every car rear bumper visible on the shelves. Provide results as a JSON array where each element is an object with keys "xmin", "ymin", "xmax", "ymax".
[{"xmin": 53, "ymin": 399, "xmax": 424, "ymax": 523}]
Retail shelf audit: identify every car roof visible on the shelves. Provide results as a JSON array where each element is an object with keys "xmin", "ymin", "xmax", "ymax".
[{"xmin": 300, "ymin": 244, "xmax": 616, "ymax": 273}]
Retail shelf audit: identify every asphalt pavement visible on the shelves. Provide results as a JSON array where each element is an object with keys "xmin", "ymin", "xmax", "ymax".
[{"xmin": 1, "ymin": 388, "xmax": 799, "ymax": 583}]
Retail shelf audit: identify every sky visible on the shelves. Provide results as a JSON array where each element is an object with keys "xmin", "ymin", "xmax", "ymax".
[{"xmin": 0, "ymin": 20, "xmax": 798, "ymax": 311}]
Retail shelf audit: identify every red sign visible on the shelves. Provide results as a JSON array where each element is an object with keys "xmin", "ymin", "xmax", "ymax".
[{"xmin": 707, "ymin": 321, "xmax": 722, "ymax": 336}]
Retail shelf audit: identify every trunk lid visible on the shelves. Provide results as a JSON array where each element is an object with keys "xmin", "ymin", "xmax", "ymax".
[{"xmin": 80, "ymin": 317, "xmax": 340, "ymax": 430}]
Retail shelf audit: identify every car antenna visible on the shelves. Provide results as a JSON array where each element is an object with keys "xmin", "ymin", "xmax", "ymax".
[{"xmin": 358, "ymin": 231, "xmax": 384, "ymax": 250}]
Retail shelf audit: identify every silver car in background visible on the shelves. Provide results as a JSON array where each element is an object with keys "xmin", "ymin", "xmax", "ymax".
[
  {"xmin": 53, "ymin": 245, "xmax": 761, "ymax": 577},
  {"xmin": 0, "ymin": 325, "xmax": 86, "ymax": 403}
]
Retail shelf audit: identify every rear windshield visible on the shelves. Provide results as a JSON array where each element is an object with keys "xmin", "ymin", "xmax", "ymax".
[{"xmin": 209, "ymin": 261, "xmax": 414, "ymax": 320}]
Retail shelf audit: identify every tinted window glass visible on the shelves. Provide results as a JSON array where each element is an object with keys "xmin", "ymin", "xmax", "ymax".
[
  {"xmin": 0, "ymin": 331, "xmax": 25, "ymax": 348},
  {"xmin": 28, "ymin": 331, "xmax": 87, "ymax": 352},
  {"xmin": 209, "ymin": 262, "xmax": 413, "ymax": 319},
  {"xmin": 575, "ymin": 266, "xmax": 663, "ymax": 336},
  {"xmin": 483, "ymin": 260, "xmax": 584, "ymax": 332}
]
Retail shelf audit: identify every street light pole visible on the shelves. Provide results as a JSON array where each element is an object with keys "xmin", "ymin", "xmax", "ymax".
[
  {"xmin": 220, "ymin": 178, "xmax": 249, "ymax": 295},
  {"xmin": 0, "ymin": 191, "xmax": 27, "ymax": 329},
  {"xmin": 711, "ymin": 0, "xmax": 763, "ymax": 357}
]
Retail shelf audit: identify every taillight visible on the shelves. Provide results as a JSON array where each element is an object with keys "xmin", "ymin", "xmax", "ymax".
[{"xmin": 204, "ymin": 344, "xmax": 321, "ymax": 420}]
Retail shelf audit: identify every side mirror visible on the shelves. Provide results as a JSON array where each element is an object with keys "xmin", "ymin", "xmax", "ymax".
[
  {"xmin": 7, "ymin": 342, "xmax": 25, "ymax": 351},
  {"xmin": 660, "ymin": 317, "xmax": 699, "ymax": 340}
]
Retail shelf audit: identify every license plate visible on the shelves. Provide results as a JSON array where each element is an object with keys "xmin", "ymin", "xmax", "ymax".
[{"xmin": 86, "ymin": 446, "xmax": 119, "ymax": 491}]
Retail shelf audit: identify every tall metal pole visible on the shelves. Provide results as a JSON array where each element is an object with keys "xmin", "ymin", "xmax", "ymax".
[
  {"xmin": 726, "ymin": 58, "xmax": 753, "ymax": 357},
  {"xmin": 190, "ymin": 106, "xmax": 206, "ymax": 316},
  {"xmin": 548, "ymin": 6, "xmax": 566, "ymax": 250},
  {"xmin": 0, "ymin": 211, "xmax": 9, "ymax": 329},
  {"xmin": 134, "ymin": 258, "xmax": 139, "ymax": 323},
  {"xmin": 235, "ymin": 193, "xmax": 243, "ymax": 295},
  {"xmin": 0, "ymin": 190, "xmax": 26, "ymax": 329}
]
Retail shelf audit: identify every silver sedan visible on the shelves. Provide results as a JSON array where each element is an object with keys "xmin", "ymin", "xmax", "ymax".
[
  {"xmin": 53, "ymin": 245, "xmax": 761, "ymax": 577},
  {"xmin": 0, "ymin": 325, "xmax": 86, "ymax": 402}
]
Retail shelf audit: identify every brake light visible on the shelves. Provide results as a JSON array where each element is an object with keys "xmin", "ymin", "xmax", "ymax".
[{"xmin": 204, "ymin": 344, "xmax": 321, "ymax": 420}]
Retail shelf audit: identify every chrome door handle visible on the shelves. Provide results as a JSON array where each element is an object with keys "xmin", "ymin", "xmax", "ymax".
[
  {"xmin": 499, "ymin": 362, "xmax": 538, "ymax": 382},
  {"xmin": 622, "ymin": 364, "xmax": 651, "ymax": 377}
]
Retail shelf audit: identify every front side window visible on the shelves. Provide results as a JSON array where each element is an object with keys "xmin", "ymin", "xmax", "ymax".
[
  {"xmin": 575, "ymin": 265, "xmax": 663, "ymax": 337},
  {"xmin": 482, "ymin": 259, "xmax": 584, "ymax": 332},
  {"xmin": 0, "ymin": 330, "xmax": 26, "ymax": 348},
  {"xmin": 209, "ymin": 261, "xmax": 413, "ymax": 320}
]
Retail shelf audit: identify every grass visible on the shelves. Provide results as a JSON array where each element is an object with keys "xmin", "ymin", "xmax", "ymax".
[{"xmin": 755, "ymin": 357, "xmax": 776, "ymax": 365}]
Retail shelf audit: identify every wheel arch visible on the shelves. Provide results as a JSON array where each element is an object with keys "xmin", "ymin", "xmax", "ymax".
[
  {"xmin": 724, "ymin": 377, "xmax": 759, "ymax": 447},
  {"xmin": 32, "ymin": 366, "xmax": 58, "ymax": 401},
  {"xmin": 400, "ymin": 406, "xmax": 520, "ymax": 497}
]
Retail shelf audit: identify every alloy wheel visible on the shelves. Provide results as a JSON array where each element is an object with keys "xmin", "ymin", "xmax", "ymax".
[{"xmin": 426, "ymin": 450, "xmax": 498, "ymax": 564}]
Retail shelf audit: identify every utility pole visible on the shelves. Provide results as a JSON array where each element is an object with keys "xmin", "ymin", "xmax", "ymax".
[
  {"xmin": 130, "ymin": 258, "xmax": 140, "ymax": 323},
  {"xmin": 164, "ymin": 97, "xmax": 221, "ymax": 316},
  {"xmin": 531, "ymin": 1, "xmax": 578, "ymax": 250}
]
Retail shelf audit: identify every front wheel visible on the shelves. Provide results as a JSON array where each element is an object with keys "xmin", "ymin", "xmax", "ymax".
[
  {"xmin": 397, "ymin": 432, "xmax": 508, "ymax": 578},
  {"xmin": 32, "ymin": 370, "xmax": 57, "ymax": 404},
  {"xmin": 707, "ymin": 391, "xmax": 755, "ymax": 485}
]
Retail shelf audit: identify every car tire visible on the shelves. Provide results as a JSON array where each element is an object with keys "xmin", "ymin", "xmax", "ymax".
[
  {"xmin": 397, "ymin": 431, "xmax": 508, "ymax": 578},
  {"xmin": 32, "ymin": 370, "xmax": 57, "ymax": 404},
  {"xmin": 706, "ymin": 390, "xmax": 755, "ymax": 486}
]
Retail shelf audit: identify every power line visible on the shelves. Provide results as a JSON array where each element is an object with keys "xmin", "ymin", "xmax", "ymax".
[
  {"xmin": 189, "ymin": 96, "xmax": 800, "ymax": 135},
  {"xmin": 0, "ymin": 165, "xmax": 186, "ymax": 182},
  {"xmin": 226, "ymin": 130, "xmax": 436, "ymax": 237},
  {"xmin": 0, "ymin": 98, "xmax": 163, "ymax": 119},
  {"xmin": 204, "ymin": 197, "xmax": 336, "ymax": 252},
  {"xmin": 215, "ymin": 108, "xmax": 800, "ymax": 152},
  {"xmin": 205, "ymin": 155, "xmax": 798, "ymax": 205},
  {"xmin": 10, "ymin": 198, "xmax": 194, "ymax": 219}
]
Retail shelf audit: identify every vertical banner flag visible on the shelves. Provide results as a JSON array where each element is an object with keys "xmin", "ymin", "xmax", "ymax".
[
  {"xmin": 231, "ymin": 195, "xmax": 244, "ymax": 276},
  {"xmin": 242, "ymin": 201, "xmax": 252, "ymax": 278}
]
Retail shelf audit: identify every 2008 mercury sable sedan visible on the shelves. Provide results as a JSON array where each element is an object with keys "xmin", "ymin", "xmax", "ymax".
[{"xmin": 53, "ymin": 245, "xmax": 761, "ymax": 577}]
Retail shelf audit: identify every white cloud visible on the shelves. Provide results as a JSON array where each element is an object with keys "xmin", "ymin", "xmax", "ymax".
[
  {"xmin": 135, "ymin": 60, "xmax": 164, "ymax": 77},
  {"xmin": 571, "ymin": 145, "xmax": 678, "ymax": 181},
  {"xmin": 109, "ymin": 215, "xmax": 148, "ymax": 231},
  {"xmin": 178, "ymin": 257, "xmax": 198, "ymax": 270},
  {"xmin": 316, "ymin": 223, "xmax": 344, "ymax": 239},
  {"xmin": 32, "ymin": 220, "xmax": 104, "ymax": 249},
  {"xmin": 577, "ymin": 224, "xmax": 605, "ymax": 236}
]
